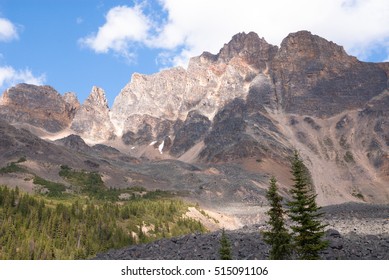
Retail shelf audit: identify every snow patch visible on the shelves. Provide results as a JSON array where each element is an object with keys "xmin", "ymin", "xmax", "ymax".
[
  {"xmin": 149, "ymin": 141, "xmax": 157, "ymax": 146},
  {"xmin": 158, "ymin": 140, "xmax": 164, "ymax": 154}
]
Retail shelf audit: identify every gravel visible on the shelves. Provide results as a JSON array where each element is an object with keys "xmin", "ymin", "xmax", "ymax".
[{"xmin": 95, "ymin": 203, "xmax": 389, "ymax": 260}]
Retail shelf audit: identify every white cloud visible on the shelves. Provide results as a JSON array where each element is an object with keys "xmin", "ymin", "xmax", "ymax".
[
  {"xmin": 155, "ymin": 0, "xmax": 389, "ymax": 65},
  {"xmin": 79, "ymin": 5, "xmax": 151, "ymax": 61},
  {"xmin": 0, "ymin": 17, "xmax": 19, "ymax": 42},
  {"xmin": 0, "ymin": 66, "xmax": 46, "ymax": 89},
  {"xmin": 0, "ymin": 17, "xmax": 43, "ymax": 90},
  {"xmin": 80, "ymin": 0, "xmax": 389, "ymax": 66}
]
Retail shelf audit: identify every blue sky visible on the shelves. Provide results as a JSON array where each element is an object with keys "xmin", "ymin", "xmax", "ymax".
[{"xmin": 0, "ymin": 0, "xmax": 388, "ymax": 107}]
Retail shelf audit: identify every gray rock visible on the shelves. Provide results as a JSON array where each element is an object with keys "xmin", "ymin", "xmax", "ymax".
[{"xmin": 71, "ymin": 86, "xmax": 116, "ymax": 141}]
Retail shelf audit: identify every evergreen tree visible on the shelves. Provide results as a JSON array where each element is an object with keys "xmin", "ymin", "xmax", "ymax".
[
  {"xmin": 263, "ymin": 176, "xmax": 292, "ymax": 259},
  {"xmin": 287, "ymin": 151, "xmax": 328, "ymax": 260},
  {"xmin": 219, "ymin": 228, "xmax": 232, "ymax": 260},
  {"xmin": 0, "ymin": 185, "xmax": 205, "ymax": 260}
]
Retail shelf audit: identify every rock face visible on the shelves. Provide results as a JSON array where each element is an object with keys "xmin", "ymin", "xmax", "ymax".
[
  {"xmin": 170, "ymin": 110, "xmax": 211, "ymax": 157},
  {"xmin": 217, "ymin": 32, "xmax": 278, "ymax": 68},
  {"xmin": 0, "ymin": 119, "xmax": 82, "ymax": 166},
  {"xmin": 0, "ymin": 84, "xmax": 78, "ymax": 132},
  {"xmin": 63, "ymin": 92, "xmax": 80, "ymax": 112},
  {"xmin": 54, "ymin": 134, "xmax": 93, "ymax": 154},
  {"xmin": 108, "ymin": 31, "xmax": 291, "ymax": 165},
  {"xmin": 71, "ymin": 86, "xmax": 116, "ymax": 142},
  {"xmin": 110, "ymin": 31, "xmax": 273, "ymax": 145},
  {"xmin": 111, "ymin": 67, "xmax": 187, "ymax": 138},
  {"xmin": 272, "ymin": 31, "xmax": 388, "ymax": 117}
]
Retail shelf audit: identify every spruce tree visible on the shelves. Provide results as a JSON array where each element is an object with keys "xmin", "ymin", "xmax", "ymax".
[
  {"xmin": 263, "ymin": 176, "xmax": 292, "ymax": 259},
  {"xmin": 219, "ymin": 228, "xmax": 232, "ymax": 260},
  {"xmin": 287, "ymin": 151, "xmax": 328, "ymax": 260}
]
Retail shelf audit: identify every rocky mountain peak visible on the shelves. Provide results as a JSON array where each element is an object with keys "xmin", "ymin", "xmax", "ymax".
[
  {"xmin": 272, "ymin": 30, "xmax": 388, "ymax": 116},
  {"xmin": 70, "ymin": 86, "xmax": 115, "ymax": 142},
  {"xmin": 85, "ymin": 86, "xmax": 109, "ymax": 109},
  {"xmin": 0, "ymin": 84, "xmax": 76, "ymax": 132},
  {"xmin": 63, "ymin": 92, "xmax": 80, "ymax": 108},
  {"xmin": 216, "ymin": 31, "xmax": 278, "ymax": 70},
  {"xmin": 278, "ymin": 30, "xmax": 353, "ymax": 62},
  {"xmin": 63, "ymin": 92, "xmax": 80, "ymax": 120}
]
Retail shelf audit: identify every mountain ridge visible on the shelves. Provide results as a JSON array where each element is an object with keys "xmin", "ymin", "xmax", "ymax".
[{"xmin": 0, "ymin": 30, "xmax": 388, "ymax": 210}]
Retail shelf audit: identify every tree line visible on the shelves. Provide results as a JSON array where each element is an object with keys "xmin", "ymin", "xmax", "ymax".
[{"xmin": 0, "ymin": 186, "xmax": 205, "ymax": 259}]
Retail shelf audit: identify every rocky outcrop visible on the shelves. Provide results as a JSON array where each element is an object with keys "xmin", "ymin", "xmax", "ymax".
[
  {"xmin": 71, "ymin": 86, "xmax": 116, "ymax": 142},
  {"xmin": 0, "ymin": 119, "xmax": 82, "ymax": 166},
  {"xmin": 170, "ymin": 111, "xmax": 211, "ymax": 157},
  {"xmin": 54, "ymin": 134, "xmax": 92, "ymax": 154},
  {"xmin": 111, "ymin": 67, "xmax": 187, "ymax": 136},
  {"xmin": 63, "ymin": 92, "xmax": 80, "ymax": 113},
  {"xmin": 356, "ymin": 93, "xmax": 389, "ymax": 180},
  {"xmin": 377, "ymin": 62, "xmax": 389, "ymax": 79},
  {"xmin": 216, "ymin": 31, "xmax": 278, "ymax": 71},
  {"xmin": 0, "ymin": 84, "xmax": 78, "ymax": 132},
  {"xmin": 272, "ymin": 31, "xmax": 388, "ymax": 117}
]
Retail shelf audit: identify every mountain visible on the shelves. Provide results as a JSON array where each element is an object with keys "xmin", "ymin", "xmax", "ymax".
[
  {"xmin": 0, "ymin": 84, "xmax": 79, "ymax": 133},
  {"xmin": 0, "ymin": 30, "xmax": 388, "ymax": 215},
  {"xmin": 71, "ymin": 86, "xmax": 116, "ymax": 142}
]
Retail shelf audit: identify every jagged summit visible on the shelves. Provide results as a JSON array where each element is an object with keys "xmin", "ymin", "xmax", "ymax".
[
  {"xmin": 216, "ymin": 31, "xmax": 278, "ymax": 70},
  {"xmin": 278, "ymin": 30, "xmax": 351, "ymax": 60},
  {"xmin": 63, "ymin": 92, "xmax": 80, "ymax": 111},
  {"xmin": 71, "ymin": 86, "xmax": 116, "ymax": 142},
  {"xmin": 272, "ymin": 31, "xmax": 388, "ymax": 116},
  {"xmin": 85, "ymin": 86, "xmax": 110, "ymax": 109}
]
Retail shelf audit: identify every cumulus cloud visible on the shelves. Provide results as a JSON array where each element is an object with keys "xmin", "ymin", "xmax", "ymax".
[
  {"xmin": 79, "ymin": 5, "xmax": 152, "ymax": 61},
  {"xmin": 80, "ymin": 0, "xmax": 389, "ymax": 67},
  {"xmin": 0, "ymin": 17, "xmax": 43, "ymax": 90},
  {"xmin": 155, "ymin": 0, "xmax": 389, "ymax": 65},
  {"xmin": 0, "ymin": 17, "xmax": 19, "ymax": 42},
  {"xmin": 0, "ymin": 66, "xmax": 46, "ymax": 89}
]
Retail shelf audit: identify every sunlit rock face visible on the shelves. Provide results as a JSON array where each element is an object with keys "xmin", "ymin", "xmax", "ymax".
[
  {"xmin": 110, "ymin": 32, "xmax": 278, "ymax": 149},
  {"xmin": 71, "ymin": 86, "xmax": 116, "ymax": 142}
]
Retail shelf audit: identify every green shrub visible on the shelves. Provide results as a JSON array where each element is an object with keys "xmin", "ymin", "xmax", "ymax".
[
  {"xmin": 0, "ymin": 162, "xmax": 26, "ymax": 174},
  {"xmin": 17, "ymin": 156, "xmax": 27, "ymax": 163},
  {"xmin": 219, "ymin": 228, "xmax": 232, "ymax": 260},
  {"xmin": 33, "ymin": 176, "xmax": 67, "ymax": 198},
  {"xmin": 344, "ymin": 151, "xmax": 355, "ymax": 163}
]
